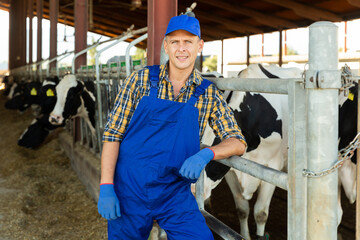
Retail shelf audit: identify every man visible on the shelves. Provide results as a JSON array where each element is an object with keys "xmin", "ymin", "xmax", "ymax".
[{"xmin": 98, "ymin": 14, "xmax": 246, "ymax": 240}]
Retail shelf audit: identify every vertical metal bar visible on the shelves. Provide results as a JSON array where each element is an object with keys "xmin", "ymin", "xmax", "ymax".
[
  {"xmin": 288, "ymin": 80, "xmax": 307, "ymax": 240},
  {"xmin": 49, "ymin": 0, "xmax": 58, "ymax": 70},
  {"xmin": 261, "ymin": 33, "xmax": 264, "ymax": 57},
  {"xmin": 74, "ymin": 0, "xmax": 88, "ymax": 72},
  {"xmin": 344, "ymin": 21, "xmax": 347, "ymax": 53},
  {"xmin": 28, "ymin": 0, "xmax": 33, "ymax": 65},
  {"xmin": 9, "ymin": 0, "xmax": 27, "ymax": 70},
  {"xmin": 37, "ymin": 0, "xmax": 43, "ymax": 63},
  {"xmin": 221, "ymin": 39, "xmax": 224, "ymax": 75},
  {"xmin": 307, "ymin": 22, "xmax": 339, "ymax": 240},
  {"xmin": 246, "ymin": 35, "xmax": 250, "ymax": 66},
  {"xmin": 147, "ymin": 0, "xmax": 177, "ymax": 65},
  {"xmin": 195, "ymin": 170, "xmax": 205, "ymax": 210},
  {"xmin": 279, "ymin": 30, "xmax": 283, "ymax": 67},
  {"xmin": 284, "ymin": 30, "xmax": 287, "ymax": 56},
  {"xmin": 356, "ymin": 80, "xmax": 360, "ymax": 240}
]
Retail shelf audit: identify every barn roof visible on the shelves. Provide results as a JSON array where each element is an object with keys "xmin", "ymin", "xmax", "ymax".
[{"xmin": 1, "ymin": 0, "xmax": 360, "ymax": 44}]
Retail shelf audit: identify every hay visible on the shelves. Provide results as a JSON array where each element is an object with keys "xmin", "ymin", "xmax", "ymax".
[{"xmin": 0, "ymin": 93, "xmax": 107, "ymax": 239}]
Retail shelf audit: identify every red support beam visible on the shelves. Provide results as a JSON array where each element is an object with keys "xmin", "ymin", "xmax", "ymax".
[
  {"xmin": 49, "ymin": 0, "xmax": 58, "ymax": 69},
  {"xmin": 28, "ymin": 0, "xmax": 33, "ymax": 64},
  {"xmin": 147, "ymin": 0, "xmax": 177, "ymax": 65},
  {"xmin": 37, "ymin": 0, "xmax": 43, "ymax": 63},
  {"xmin": 74, "ymin": 0, "xmax": 88, "ymax": 142},
  {"xmin": 74, "ymin": 0, "xmax": 88, "ymax": 70},
  {"xmin": 9, "ymin": 0, "xmax": 27, "ymax": 70}
]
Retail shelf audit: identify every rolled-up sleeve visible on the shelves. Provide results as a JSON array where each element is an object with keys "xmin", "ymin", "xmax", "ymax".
[
  {"xmin": 102, "ymin": 71, "xmax": 138, "ymax": 143},
  {"xmin": 209, "ymin": 89, "xmax": 247, "ymax": 147}
]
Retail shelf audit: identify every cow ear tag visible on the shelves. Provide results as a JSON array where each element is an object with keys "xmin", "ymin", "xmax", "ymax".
[
  {"xmin": 30, "ymin": 88, "xmax": 37, "ymax": 96},
  {"xmin": 46, "ymin": 89, "xmax": 55, "ymax": 97},
  {"xmin": 348, "ymin": 92, "xmax": 354, "ymax": 101}
]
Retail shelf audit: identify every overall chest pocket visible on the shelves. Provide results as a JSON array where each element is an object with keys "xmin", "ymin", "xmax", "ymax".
[{"xmin": 148, "ymin": 107, "xmax": 180, "ymax": 128}]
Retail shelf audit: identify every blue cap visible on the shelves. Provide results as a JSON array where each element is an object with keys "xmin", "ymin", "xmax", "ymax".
[{"xmin": 165, "ymin": 15, "xmax": 201, "ymax": 38}]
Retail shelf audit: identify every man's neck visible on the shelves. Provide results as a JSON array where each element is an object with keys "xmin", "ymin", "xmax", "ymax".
[{"xmin": 168, "ymin": 65, "xmax": 194, "ymax": 85}]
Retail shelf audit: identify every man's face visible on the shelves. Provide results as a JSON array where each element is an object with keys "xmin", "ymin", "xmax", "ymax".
[{"xmin": 164, "ymin": 30, "xmax": 204, "ymax": 73}]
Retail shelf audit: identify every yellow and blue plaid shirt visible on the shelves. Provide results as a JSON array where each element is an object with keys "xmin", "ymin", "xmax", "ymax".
[{"xmin": 102, "ymin": 64, "xmax": 246, "ymax": 146}]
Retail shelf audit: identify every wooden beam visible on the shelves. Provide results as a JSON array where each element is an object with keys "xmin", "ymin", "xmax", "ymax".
[
  {"xmin": 347, "ymin": 0, "xmax": 360, "ymax": 8},
  {"xmin": 263, "ymin": 0, "xmax": 342, "ymax": 22},
  {"xmin": 197, "ymin": 11, "xmax": 263, "ymax": 34},
  {"xmin": 197, "ymin": 0, "xmax": 297, "ymax": 29},
  {"xmin": 201, "ymin": 25, "xmax": 239, "ymax": 39}
]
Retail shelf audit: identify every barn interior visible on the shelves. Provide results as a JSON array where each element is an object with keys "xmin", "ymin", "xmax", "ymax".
[{"xmin": 0, "ymin": 1, "xmax": 360, "ymax": 240}]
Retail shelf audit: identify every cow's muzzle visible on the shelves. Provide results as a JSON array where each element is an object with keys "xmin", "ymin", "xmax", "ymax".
[{"xmin": 49, "ymin": 114, "xmax": 64, "ymax": 125}]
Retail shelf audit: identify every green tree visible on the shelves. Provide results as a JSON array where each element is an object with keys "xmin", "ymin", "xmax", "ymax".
[
  {"xmin": 132, "ymin": 47, "xmax": 146, "ymax": 61},
  {"xmin": 87, "ymin": 36, "xmax": 97, "ymax": 65},
  {"xmin": 286, "ymin": 45, "xmax": 298, "ymax": 55},
  {"xmin": 203, "ymin": 55, "xmax": 217, "ymax": 72}
]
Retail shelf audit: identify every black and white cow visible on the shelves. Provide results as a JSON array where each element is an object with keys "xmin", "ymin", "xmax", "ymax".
[
  {"xmin": 5, "ymin": 81, "xmax": 42, "ymax": 112},
  {"xmin": 200, "ymin": 64, "xmax": 357, "ymax": 240},
  {"xmin": 17, "ymin": 77, "xmax": 61, "ymax": 149},
  {"xmin": 49, "ymin": 74, "xmax": 96, "ymax": 134}
]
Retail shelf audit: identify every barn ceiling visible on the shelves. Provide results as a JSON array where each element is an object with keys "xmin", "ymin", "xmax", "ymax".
[{"xmin": 1, "ymin": 0, "xmax": 360, "ymax": 45}]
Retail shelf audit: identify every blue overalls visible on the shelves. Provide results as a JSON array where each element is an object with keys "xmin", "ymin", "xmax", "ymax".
[{"xmin": 108, "ymin": 66, "xmax": 214, "ymax": 240}]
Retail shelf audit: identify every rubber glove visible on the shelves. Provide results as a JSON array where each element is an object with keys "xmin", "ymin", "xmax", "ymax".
[
  {"xmin": 97, "ymin": 184, "xmax": 121, "ymax": 220},
  {"xmin": 179, "ymin": 148, "xmax": 215, "ymax": 180}
]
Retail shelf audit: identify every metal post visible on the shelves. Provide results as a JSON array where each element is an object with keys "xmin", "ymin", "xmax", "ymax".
[
  {"xmin": 74, "ymin": 0, "xmax": 88, "ymax": 73},
  {"xmin": 125, "ymin": 33, "xmax": 148, "ymax": 77},
  {"xmin": 221, "ymin": 39, "xmax": 224, "ymax": 74},
  {"xmin": 28, "ymin": 0, "xmax": 33, "ymax": 65},
  {"xmin": 36, "ymin": 0, "xmax": 43, "ymax": 63},
  {"xmin": 279, "ymin": 30, "xmax": 283, "ymax": 66},
  {"xmin": 147, "ymin": 0, "xmax": 177, "ymax": 65},
  {"xmin": 356, "ymin": 81, "xmax": 360, "ymax": 240},
  {"xmin": 246, "ymin": 35, "xmax": 250, "ymax": 66},
  {"xmin": 49, "ymin": 0, "xmax": 58, "ymax": 70},
  {"xmin": 306, "ymin": 21, "xmax": 340, "ymax": 240},
  {"xmin": 288, "ymin": 79, "xmax": 307, "ymax": 240}
]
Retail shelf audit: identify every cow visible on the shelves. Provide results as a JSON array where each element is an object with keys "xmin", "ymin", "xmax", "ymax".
[
  {"xmin": 17, "ymin": 77, "xmax": 62, "ymax": 149},
  {"xmin": 49, "ymin": 74, "xmax": 96, "ymax": 134},
  {"xmin": 18, "ymin": 114, "xmax": 65, "ymax": 149},
  {"xmin": 5, "ymin": 81, "xmax": 42, "ymax": 113},
  {"xmin": 200, "ymin": 64, "xmax": 357, "ymax": 240}
]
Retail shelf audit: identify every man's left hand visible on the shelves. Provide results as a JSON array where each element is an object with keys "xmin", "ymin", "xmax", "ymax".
[{"xmin": 179, "ymin": 148, "xmax": 214, "ymax": 180}]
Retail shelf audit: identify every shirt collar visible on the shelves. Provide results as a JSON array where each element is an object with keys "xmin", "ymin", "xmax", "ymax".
[{"xmin": 159, "ymin": 62, "xmax": 203, "ymax": 86}]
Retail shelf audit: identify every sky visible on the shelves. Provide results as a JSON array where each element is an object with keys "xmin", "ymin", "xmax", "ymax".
[{"xmin": 1, "ymin": 9, "xmax": 360, "ymax": 73}]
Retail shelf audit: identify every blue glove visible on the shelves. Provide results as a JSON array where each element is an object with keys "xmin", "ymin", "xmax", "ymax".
[
  {"xmin": 97, "ymin": 184, "xmax": 121, "ymax": 220},
  {"xmin": 179, "ymin": 148, "xmax": 215, "ymax": 180}
]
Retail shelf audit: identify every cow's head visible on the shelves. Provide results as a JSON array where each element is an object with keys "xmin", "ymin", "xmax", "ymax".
[
  {"xmin": 49, "ymin": 74, "xmax": 84, "ymax": 125},
  {"xmin": 39, "ymin": 77, "xmax": 59, "ymax": 115}
]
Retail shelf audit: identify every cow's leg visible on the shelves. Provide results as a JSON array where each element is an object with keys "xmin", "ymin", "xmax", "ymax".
[
  {"xmin": 254, "ymin": 181, "xmax": 276, "ymax": 238},
  {"xmin": 225, "ymin": 170, "xmax": 251, "ymax": 240},
  {"xmin": 337, "ymin": 175, "xmax": 343, "ymax": 227},
  {"xmin": 338, "ymin": 160, "xmax": 357, "ymax": 204}
]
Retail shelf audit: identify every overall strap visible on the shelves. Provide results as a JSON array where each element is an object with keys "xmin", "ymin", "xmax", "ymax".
[
  {"xmin": 188, "ymin": 79, "xmax": 213, "ymax": 105},
  {"xmin": 146, "ymin": 65, "xmax": 161, "ymax": 97}
]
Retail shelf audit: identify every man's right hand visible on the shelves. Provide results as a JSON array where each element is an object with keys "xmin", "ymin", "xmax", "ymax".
[{"xmin": 97, "ymin": 184, "xmax": 121, "ymax": 220}]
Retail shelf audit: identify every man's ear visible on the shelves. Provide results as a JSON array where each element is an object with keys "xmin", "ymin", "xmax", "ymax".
[
  {"xmin": 163, "ymin": 38, "xmax": 169, "ymax": 54},
  {"xmin": 198, "ymin": 39, "xmax": 204, "ymax": 54}
]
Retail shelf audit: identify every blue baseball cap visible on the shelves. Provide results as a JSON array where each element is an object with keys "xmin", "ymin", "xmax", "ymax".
[{"xmin": 165, "ymin": 14, "xmax": 201, "ymax": 38}]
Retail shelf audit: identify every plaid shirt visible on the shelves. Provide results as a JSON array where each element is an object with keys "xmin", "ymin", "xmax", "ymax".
[{"xmin": 103, "ymin": 64, "xmax": 246, "ymax": 146}]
